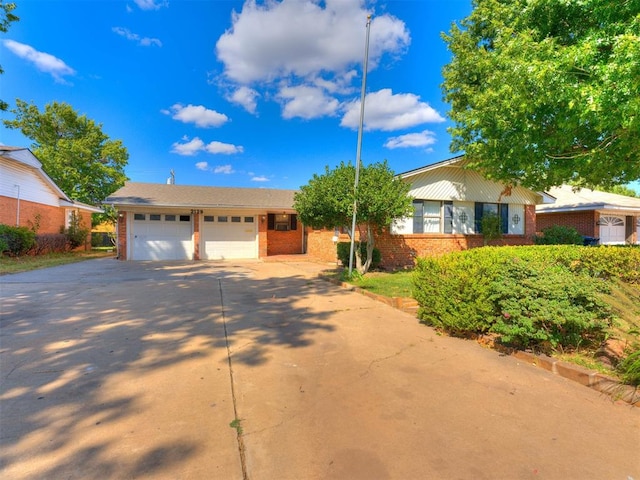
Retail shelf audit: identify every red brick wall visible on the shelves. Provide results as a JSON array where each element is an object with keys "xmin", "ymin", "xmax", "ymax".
[
  {"xmin": 267, "ymin": 228, "xmax": 304, "ymax": 255},
  {"xmin": 258, "ymin": 216, "xmax": 268, "ymax": 257},
  {"xmin": 117, "ymin": 212, "xmax": 127, "ymax": 260},
  {"xmin": 536, "ymin": 211, "xmax": 597, "ymax": 237},
  {"xmin": 0, "ymin": 196, "xmax": 66, "ymax": 233}
]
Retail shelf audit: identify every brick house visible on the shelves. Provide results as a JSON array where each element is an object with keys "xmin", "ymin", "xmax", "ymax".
[
  {"xmin": 105, "ymin": 182, "xmax": 304, "ymax": 261},
  {"xmin": 536, "ymin": 185, "xmax": 640, "ymax": 245},
  {"xmin": 307, "ymin": 156, "xmax": 551, "ymax": 269},
  {"xmin": 0, "ymin": 147, "xmax": 102, "ymax": 249}
]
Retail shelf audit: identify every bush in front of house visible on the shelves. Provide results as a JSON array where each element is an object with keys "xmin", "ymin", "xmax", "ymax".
[
  {"xmin": 337, "ymin": 241, "xmax": 381, "ymax": 270},
  {"xmin": 534, "ymin": 225, "xmax": 584, "ymax": 245},
  {"xmin": 61, "ymin": 212, "xmax": 90, "ymax": 249},
  {"xmin": 617, "ymin": 346, "xmax": 640, "ymax": 386},
  {"xmin": 413, "ymin": 245, "xmax": 619, "ymax": 351},
  {"xmin": 0, "ymin": 224, "xmax": 37, "ymax": 256},
  {"xmin": 33, "ymin": 233, "xmax": 69, "ymax": 254}
]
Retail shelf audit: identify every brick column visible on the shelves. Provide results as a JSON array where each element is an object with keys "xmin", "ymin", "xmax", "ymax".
[
  {"xmin": 193, "ymin": 211, "xmax": 200, "ymax": 260},
  {"xmin": 117, "ymin": 212, "xmax": 127, "ymax": 260}
]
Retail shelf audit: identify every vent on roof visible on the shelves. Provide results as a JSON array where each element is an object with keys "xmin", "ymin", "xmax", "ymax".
[{"xmin": 166, "ymin": 169, "xmax": 175, "ymax": 185}]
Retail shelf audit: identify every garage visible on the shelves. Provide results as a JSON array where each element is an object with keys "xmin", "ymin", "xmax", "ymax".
[
  {"xmin": 202, "ymin": 214, "xmax": 257, "ymax": 260},
  {"xmin": 598, "ymin": 215, "xmax": 626, "ymax": 245},
  {"xmin": 131, "ymin": 213, "xmax": 192, "ymax": 260}
]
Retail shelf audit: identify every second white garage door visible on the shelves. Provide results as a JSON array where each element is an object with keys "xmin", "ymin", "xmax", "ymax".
[{"xmin": 202, "ymin": 215, "xmax": 257, "ymax": 260}]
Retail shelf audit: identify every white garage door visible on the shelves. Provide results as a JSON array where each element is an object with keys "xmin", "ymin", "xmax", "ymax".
[
  {"xmin": 598, "ymin": 215, "xmax": 625, "ymax": 245},
  {"xmin": 202, "ymin": 214, "xmax": 257, "ymax": 260},
  {"xmin": 132, "ymin": 213, "xmax": 192, "ymax": 260}
]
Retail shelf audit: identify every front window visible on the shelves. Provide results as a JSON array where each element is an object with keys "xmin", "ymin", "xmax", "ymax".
[
  {"xmin": 267, "ymin": 213, "xmax": 298, "ymax": 231},
  {"xmin": 412, "ymin": 200, "xmax": 453, "ymax": 233}
]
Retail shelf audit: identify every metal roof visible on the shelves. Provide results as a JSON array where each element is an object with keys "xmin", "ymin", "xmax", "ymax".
[{"xmin": 105, "ymin": 182, "xmax": 298, "ymax": 210}]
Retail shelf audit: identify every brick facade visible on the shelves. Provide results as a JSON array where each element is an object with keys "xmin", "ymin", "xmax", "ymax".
[
  {"xmin": 0, "ymin": 195, "xmax": 93, "ymax": 251},
  {"xmin": 116, "ymin": 212, "xmax": 127, "ymax": 260},
  {"xmin": 536, "ymin": 211, "xmax": 597, "ymax": 237},
  {"xmin": 306, "ymin": 205, "xmax": 537, "ymax": 269},
  {"xmin": 267, "ymin": 228, "xmax": 304, "ymax": 255}
]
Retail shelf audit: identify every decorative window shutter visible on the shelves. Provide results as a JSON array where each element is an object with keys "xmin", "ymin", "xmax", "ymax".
[{"xmin": 267, "ymin": 213, "xmax": 275, "ymax": 230}]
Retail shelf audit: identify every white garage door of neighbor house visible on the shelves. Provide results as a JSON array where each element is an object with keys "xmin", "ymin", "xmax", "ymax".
[
  {"xmin": 598, "ymin": 215, "xmax": 626, "ymax": 245},
  {"xmin": 132, "ymin": 213, "xmax": 192, "ymax": 260},
  {"xmin": 202, "ymin": 215, "xmax": 257, "ymax": 260}
]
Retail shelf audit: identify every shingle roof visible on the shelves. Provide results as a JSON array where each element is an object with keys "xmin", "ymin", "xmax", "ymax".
[
  {"xmin": 537, "ymin": 185, "xmax": 640, "ymax": 213},
  {"xmin": 105, "ymin": 182, "xmax": 298, "ymax": 210}
]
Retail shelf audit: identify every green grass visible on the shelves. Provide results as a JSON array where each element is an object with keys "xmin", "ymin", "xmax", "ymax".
[
  {"xmin": 0, "ymin": 250, "xmax": 114, "ymax": 275},
  {"xmin": 346, "ymin": 270, "xmax": 414, "ymax": 298}
]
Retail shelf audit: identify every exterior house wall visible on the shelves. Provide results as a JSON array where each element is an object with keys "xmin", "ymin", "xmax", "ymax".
[
  {"xmin": 267, "ymin": 228, "xmax": 304, "ymax": 255},
  {"xmin": 117, "ymin": 212, "xmax": 128, "ymax": 260},
  {"xmin": 0, "ymin": 196, "xmax": 66, "ymax": 233},
  {"xmin": 536, "ymin": 211, "xmax": 597, "ymax": 237},
  {"xmin": 376, "ymin": 204, "xmax": 536, "ymax": 269}
]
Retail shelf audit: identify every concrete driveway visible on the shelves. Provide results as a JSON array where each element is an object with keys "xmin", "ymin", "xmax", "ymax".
[{"xmin": 1, "ymin": 258, "xmax": 639, "ymax": 480}]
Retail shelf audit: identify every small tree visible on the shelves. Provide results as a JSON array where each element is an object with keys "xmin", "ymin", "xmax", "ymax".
[
  {"xmin": 294, "ymin": 161, "xmax": 413, "ymax": 274},
  {"xmin": 64, "ymin": 211, "xmax": 90, "ymax": 249},
  {"xmin": 480, "ymin": 212, "xmax": 502, "ymax": 246}
]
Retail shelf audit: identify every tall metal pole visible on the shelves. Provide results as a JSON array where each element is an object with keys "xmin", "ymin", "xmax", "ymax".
[{"xmin": 348, "ymin": 15, "xmax": 372, "ymax": 276}]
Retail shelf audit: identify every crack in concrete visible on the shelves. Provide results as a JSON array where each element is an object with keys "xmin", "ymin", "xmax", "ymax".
[{"xmin": 218, "ymin": 279, "xmax": 248, "ymax": 480}]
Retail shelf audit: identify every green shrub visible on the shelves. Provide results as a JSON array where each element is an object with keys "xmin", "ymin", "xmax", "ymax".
[
  {"xmin": 534, "ymin": 225, "xmax": 584, "ymax": 245},
  {"xmin": 490, "ymin": 262, "xmax": 611, "ymax": 350},
  {"xmin": 617, "ymin": 346, "xmax": 640, "ymax": 386},
  {"xmin": 336, "ymin": 241, "xmax": 381, "ymax": 270},
  {"xmin": 63, "ymin": 212, "xmax": 89, "ymax": 249},
  {"xmin": 413, "ymin": 246, "xmax": 619, "ymax": 350},
  {"xmin": 0, "ymin": 224, "xmax": 36, "ymax": 256},
  {"xmin": 480, "ymin": 212, "xmax": 502, "ymax": 244}
]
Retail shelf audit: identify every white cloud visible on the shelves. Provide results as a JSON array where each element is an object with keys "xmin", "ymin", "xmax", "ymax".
[
  {"xmin": 214, "ymin": 164, "xmax": 235, "ymax": 174},
  {"xmin": 172, "ymin": 137, "xmax": 243, "ymax": 156},
  {"xmin": 172, "ymin": 137, "xmax": 205, "ymax": 156},
  {"xmin": 112, "ymin": 27, "xmax": 162, "ymax": 47},
  {"xmin": 195, "ymin": 161, "xmax": 209, "ymax": 170},
  {"xmin": 384, "ymin": 130, "xmax": 437, "ymax": 149},
  {"xmin": 134, "ymin": 0, "xmax": 167, "ymax": 11},
  {"xmin": 341, "ymin": 89, "xmax": 445, "ymax": 131},
  {"xmin": 251, "ymin": 176, "xmax": 270, "ymax": 182},
  {"xmin": 3, "ymin": 39, "xmax": 75, "ymax": 83},
  {"xmin": 278, "ymin": 85, "xmax": 340, "ymax": 120},
  {"xmin": 167, "ymin": 103, "xmax": 229, "ymax": 128},
  {"xmin": 215, "ymin": 0, "xmax": 409, "ymax": 84},
  {"xmin": 228, "ymin": 86, "xmax": 260, "ymax": 114},
  {"xmin": 205, "ymin": 141, "xmax": 244, "ymax": 155}
]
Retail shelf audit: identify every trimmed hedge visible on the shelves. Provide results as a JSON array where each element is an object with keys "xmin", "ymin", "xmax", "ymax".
[
  {"xmin": 0, "ymin": 224, "xmax": 36, "ymax": 256},
  {"xmin": 534, "ymin": 225, "xmax": 583, "ymax": 245},
  {"xmin": 413, "ymin": 246, "xmax": 639, "ymax": 351}
]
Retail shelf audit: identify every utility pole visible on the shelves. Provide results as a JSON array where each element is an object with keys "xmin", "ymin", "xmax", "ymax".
[{"xmin": 348, "ymin": 15, "xmax": 372, "ymax": 276}]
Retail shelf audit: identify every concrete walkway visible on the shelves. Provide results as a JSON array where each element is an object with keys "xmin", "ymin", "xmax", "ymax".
[{"xmin": 1, "ymin": 258, "xmax": 639, "ymax": 479}]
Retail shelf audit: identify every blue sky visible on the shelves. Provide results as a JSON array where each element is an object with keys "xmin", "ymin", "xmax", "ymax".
[{"xmin": 0, "ymin": 0, "xmax": 473, "ymax": 190}]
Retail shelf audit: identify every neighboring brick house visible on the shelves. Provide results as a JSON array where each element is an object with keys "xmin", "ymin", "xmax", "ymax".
[
  {"xmin": 536, "ymin": 185, "xmax": 640, "ymax": 245},
  {"xmin": 105, "ymin": 182, "xmax": 304, "ymax": 261},
  {"xmin": 0, "ymin": 147, "xmax": 102, "ymax": 249}
]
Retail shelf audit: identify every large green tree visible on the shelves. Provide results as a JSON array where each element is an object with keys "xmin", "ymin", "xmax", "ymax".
[
  {"xmin": 294, "ymin": 161, "xmax": 413, "ymax": 274},
  {"xmin": 442, "ymin": 0, "xmax": 640, "ymax": 190},
  {"xmin": 0, "ymin": 1, "xmax": 19, "ymax": 111},
  {"xmin": 4, "ymin": 100, "xmax": 129, "ymax": 211}
]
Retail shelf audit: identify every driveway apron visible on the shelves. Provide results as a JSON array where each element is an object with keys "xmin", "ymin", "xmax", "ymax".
[{"xmin": 1, "ymin": 258, "xmax": 639, "ymax": 480}]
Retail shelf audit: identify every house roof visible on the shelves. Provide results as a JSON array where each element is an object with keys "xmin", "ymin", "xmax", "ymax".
[
  {"xmin": 106, "ymin": 182, "xmax": 298, "ymax": 211},
  {"xmin": 397, "ymin": 155, "xmax": 555, "ymax": 205},
  {"xmin": 0, "ymin": 146, "xmax": 103, "ymax": 213},
  {"xmin": 537, "ymin": 185, "xmax": 640, "ymax": 214}
]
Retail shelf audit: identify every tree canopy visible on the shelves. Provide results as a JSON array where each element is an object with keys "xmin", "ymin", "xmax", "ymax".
[
  {"xmin": 442, "ymin": 0, "xmax": 640, "ymax": 190},
  {"xmin": 294, "ymin": 161, "xmax": 412, "ymax": 274},
  {"xmin": 0, "ymin": 2, "xmax": 19, "ymax": 111},
  {"xmin": 4, "ymin": 100, "xmax": 129, "ymax": 210}
]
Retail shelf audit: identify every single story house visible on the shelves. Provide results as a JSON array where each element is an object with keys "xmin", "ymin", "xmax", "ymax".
[
  {"xmin": 108, "ymin": 157, "xmax": 550, "ymax": 266},
  {"xmin": 536, "ymin": 185, "xmax": 640, "ymax": 245},
  {"xmin": 306, "ymin": 156, "xmax": 552, "ymax": 268},
  {"xmin": 105, "ymin": 182, "xmax": 304, "ymax": 261},
  {"xmin": 0, "ymin": 146, "xmax": 102, "ymax": 248}
]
